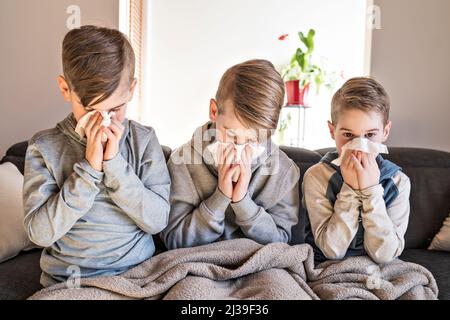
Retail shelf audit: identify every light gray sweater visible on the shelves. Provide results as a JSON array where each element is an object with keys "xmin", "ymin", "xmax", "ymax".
[
  {"xmin": 160, "ymin": 122, "xmax": 300, "ymax": 250},
  {"xmin": 23, "ymin": 113, "xmax": 170, "ymax": 286}
]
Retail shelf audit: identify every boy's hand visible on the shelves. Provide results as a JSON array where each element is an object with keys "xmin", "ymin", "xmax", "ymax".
[
  {"xmin": 84, "ymin": 112, "xmax": 105, "ymax": 172},
  {"xmin": 103, "ymin": 114, "xmax": 125, "ymax": 161},
  {"xmin": 217, "ymin": 144, "xmax": 238, "ymax": 199},
  {"xmin": 354, "ymin": 152, "xmax": 380, "ymax": 190},
  {"xmin": 341, "ymin": 149, "xmax": 360, "ymax": 190},
  {"xmin": 232, "ymin": 145, "xmax": 252, "ymax": 202}
]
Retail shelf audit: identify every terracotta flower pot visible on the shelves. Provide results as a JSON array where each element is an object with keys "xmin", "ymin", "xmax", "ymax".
[{"xmin": 285, "ymin": 80, "xmax": 310, "ymax": 106}]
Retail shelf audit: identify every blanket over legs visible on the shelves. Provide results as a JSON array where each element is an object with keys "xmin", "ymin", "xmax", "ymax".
[{"xmin": 28, "ymin": 239, "xmax": 438, "ymax": 300}]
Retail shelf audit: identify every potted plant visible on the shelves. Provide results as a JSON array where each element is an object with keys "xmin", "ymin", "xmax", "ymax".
[{"xmin": 279, "ymin": 29, "xmax": 325, "ymax": 106}]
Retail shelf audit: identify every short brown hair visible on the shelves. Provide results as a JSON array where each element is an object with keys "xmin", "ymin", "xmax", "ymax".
[
  {"xmin": 62, "ymin": 25, "xmax": 135, "ymax": 107},
  {"xmin": 331, "ymin": 77, "xmax": 390, "ymax": 125},
  {"xmin": 215, "ymin": 59, "xmax": 285, "ymax": 131}
]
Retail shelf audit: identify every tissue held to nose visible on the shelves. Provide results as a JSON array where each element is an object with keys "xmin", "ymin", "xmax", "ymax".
[
  {"xmin": 331, "ymin": 137, "xmax": 388, "ymax": 166},
  {"xmin": 206, "ymin": 142, "xmax": 265, "ymax": 182},
  {"xmin": 75, "ymin": 111, "xmax": 116, "ymax": 142}
]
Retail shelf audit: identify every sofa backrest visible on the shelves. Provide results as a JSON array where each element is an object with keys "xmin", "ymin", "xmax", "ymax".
[
  {"xmin": 0, "ymin": 141, "xmax": 27, "ymax": 174},
  {"xmin": 3, "ymin": 142, "xmax": 450, "ymax": 250},
  {"xmin": 378, "ymin": 148, "xmax": 450, "ymax": 249},
  {"xmin": 279, "ymin": 146, "xmax": 322, "ymax": 246}
]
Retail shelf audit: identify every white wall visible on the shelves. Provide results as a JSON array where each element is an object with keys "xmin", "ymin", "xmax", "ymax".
[
  {"xmin": 371, "ymin": 0, "xmax": 450, "ymax": 152},
  {"xmin": 144, "ymin": 0, "xmax": 368, "ymax": 149},
  {"xmin": 0, "ymin": 0, "xmax": 119, "ymax": 156}
]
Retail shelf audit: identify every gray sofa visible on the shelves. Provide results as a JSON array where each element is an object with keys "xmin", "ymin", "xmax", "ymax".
[{"xmin": 1, "ymin": 141, "xmax": 449, "ymax": 300}]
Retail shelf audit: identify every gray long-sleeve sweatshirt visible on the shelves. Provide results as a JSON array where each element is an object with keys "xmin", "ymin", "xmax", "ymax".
[
  {"xmin": 160, "ymin": 122, "xmax": 300, "ymax": 250},
  {"xmin": 23, "ymin": 113, "xmax": 170, "ymax": 286}
]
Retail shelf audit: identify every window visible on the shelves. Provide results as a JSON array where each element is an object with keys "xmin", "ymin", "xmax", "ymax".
[{"xmin": 121, "ymin": 0, "xmax": 373, "ymax": 150}]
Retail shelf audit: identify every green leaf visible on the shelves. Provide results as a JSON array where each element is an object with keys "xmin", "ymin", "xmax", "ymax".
[
  {"xmin": 307, "ymin": 29, "xmax": 315, "ymax": 53},
  {"xmin": 295, "ymin": 48, "xmax": 307, "ymax": 72},
  {"xmin": 315, "ymin": 74, "xmax": 323, "ymax": 90},
  {"xmin": 299, "ymin": 31, "xmax": 309, "ymax": 50},
  {"xmin": 290, "ymin": 53, "xmax": 297, "ymax": 65},
  {"xmin": 299, "ymin": 29, "xmax": 315, "ymax": 54}
]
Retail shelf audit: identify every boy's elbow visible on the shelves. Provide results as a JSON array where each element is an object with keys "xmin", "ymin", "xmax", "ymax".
[
  {"xmin": 366, "ymin": 246, "xmax": 398, "ymax": 264},
  {"xmin": 364, "ymin": 235, "xmax": 404, "ymax": 264},
  {"xmin": 30, "ymin": 238, "xmax": 53, "ymax": 248},
  {"xmin": 323, "ymin": 249, "xmax": 346, "ymax": 261},
  {"xmin": 165, "ymin": 239, "xmax": 179, "ymax": 251},
  {"xmin": 143, "ymin": 207, "xmax": 170, "ymax": 235},
  {"xmin": 276, "ymin": 229, "xmax": 290, "ymax": 244},
  {"xmin": 319, "ymin": 242, "xmax": 347, "ymax": 260},
  {"xmin": 160, "ymin": 231, "xmax": 181, "ymax": 250},
  {"xmin": 27, "ymin": 230, "xmax": 54, "ymax": 247},
  {"xmin": 369, "ymin": 251, "xmax": 395, "ymax": 264},
  {"xmin": 24, "ymin": 217, "xmax": 54, "ymax": 247},
  {"xmin": 146, "ymin": 222, "xmax": 167, "ymax": 235},
  {"xmin": 315, "ymin": 233, "xmax": 347, "ymax": 260}
]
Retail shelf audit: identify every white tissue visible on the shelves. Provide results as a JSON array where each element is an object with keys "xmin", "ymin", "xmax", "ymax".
[
  {"xmin": 206, "ymin": 142, "xmax": 265, "ymax": 182},
  {"xmin": 331, "ymin": 137, "xmax": 388, "ymax": 166},
  {"xmin": 75, "ymin": 110, "xmax": 116, "ymax": 142}
]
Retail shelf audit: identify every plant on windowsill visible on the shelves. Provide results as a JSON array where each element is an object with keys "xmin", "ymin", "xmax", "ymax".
[{"xmin": 278, "ymin": 29, "xmax": 336, "ymax": 106}]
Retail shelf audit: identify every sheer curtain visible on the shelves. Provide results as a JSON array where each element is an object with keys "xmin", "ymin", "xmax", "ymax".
[{"xmin": 120, "ymin": 0, "xmax": 144, "ymax": 123}]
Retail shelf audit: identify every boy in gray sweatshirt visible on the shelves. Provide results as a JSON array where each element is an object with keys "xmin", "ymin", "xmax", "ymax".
[
  {"xmin": 161, "ymin": 59, "xmax": 300, "ymax": 249},
  {"xmin": 23, "ymin": 26, "xmax": 170, "ymax": 286}
]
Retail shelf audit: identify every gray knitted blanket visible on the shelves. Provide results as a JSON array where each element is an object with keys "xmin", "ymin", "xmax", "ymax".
[{"xmin": 28, "ymin": 239, "xmax": 438, "ymax": 300}]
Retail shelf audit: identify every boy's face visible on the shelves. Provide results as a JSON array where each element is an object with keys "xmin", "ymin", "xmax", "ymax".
[
  {"xmin": 328, "ymin": 108, "xmax": 392, "ymax": 155},
  {"xmin": 209, "ymin": 99, "xmax": 261, "ymax": 145},
  {"xmin": 57, "ymin": 71, "xmax": 137, "ymax": 123}
]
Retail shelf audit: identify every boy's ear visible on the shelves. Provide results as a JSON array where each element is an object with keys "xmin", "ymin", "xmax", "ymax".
[
  {"xmin": 382, "ymin": 120, "xmax": 392, "ymax": 143},
  {"xmin": 209, "ymin": 99, "xmax": 218, "ymax": 122},
  {"xmin": 127, "ymin": 78, "xmax": 138, "ymax": 102},
  {"xmin": 327, "ymin": 120, "xmax": 336, "ymax": 140},
  {"xmin": 57, "ymin": 75, "xmax": 71, "ymax": 102}
]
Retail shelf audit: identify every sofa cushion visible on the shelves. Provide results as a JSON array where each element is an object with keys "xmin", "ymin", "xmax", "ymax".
[
  {"xmin": 0, "ymin": 249, "xmax": 42, "ymax": 300},
  {"xmin": 400, "ymin": 249, "xmax": 450, "ymax": 300},
  {"xmin": 0, "ymin": 163, "xmax": 36, "ymax": 263},
  {"xmin": 429, "ymin": 213, "xmax": 450, "ymax": 252}
]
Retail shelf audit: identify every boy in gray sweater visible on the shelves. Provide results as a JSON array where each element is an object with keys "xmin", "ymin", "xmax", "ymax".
[
  {"xmin": 23, "ymin": 26, "xmax": 170, "ymax": 286},
  {"xmin": 161, "ymin": 59, "xmax": 300, "ymax": 249}
]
